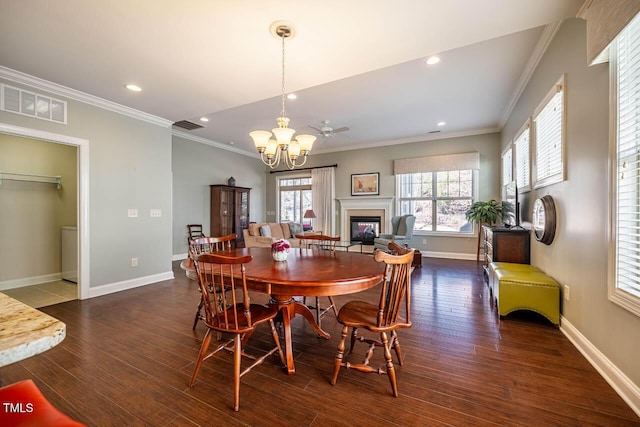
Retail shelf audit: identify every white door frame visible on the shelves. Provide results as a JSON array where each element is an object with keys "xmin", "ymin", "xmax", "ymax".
[{"xmin": 0, "ymin": 123, "xmax": 90, "ymax": 299}]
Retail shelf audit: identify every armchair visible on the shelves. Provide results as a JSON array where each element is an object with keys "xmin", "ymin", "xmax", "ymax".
[{"xmin": 373, "ymin": 214, "xmax": 416, "ymax": 251}]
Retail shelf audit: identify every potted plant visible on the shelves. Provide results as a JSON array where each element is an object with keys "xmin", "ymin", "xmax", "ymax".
[{"xmin": 465, "ymin": 199, "xmax": 509, "ymax": 261}]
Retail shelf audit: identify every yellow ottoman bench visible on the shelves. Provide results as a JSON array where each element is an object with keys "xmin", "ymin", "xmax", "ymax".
[
  {"xmin": 488, "ymin": 262, "xmax": 560, "ymax": 326},
  {"xmin": 488, "ymin": 262, "xmax": 540, "ymax": 297}
]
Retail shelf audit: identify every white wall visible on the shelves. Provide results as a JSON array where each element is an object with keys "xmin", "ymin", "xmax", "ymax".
[{"xmin": 501, "ymin": 18, "xmax": 640, "ymax": 396}]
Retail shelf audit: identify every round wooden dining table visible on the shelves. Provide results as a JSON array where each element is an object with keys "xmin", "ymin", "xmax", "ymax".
[{"xmin": 181, "ymin": 247, "xmax": 384, "ymax": 374}]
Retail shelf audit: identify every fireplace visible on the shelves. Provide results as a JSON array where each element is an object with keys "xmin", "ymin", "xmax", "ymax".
[{"xmin": 350, "ymin": 216, "xmax": 381, "ymax": 244}]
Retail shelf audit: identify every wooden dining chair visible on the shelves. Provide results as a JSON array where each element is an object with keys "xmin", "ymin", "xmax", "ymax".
[
  {"xmin": 189, "ymin": 252, "xmax": 285, "ymax": 411},
  {"xmin": 296, "ymin": 233, "xmax": 341, "ymax": 329},
  {"xmin": 188, "ymin": 234, "xmax": 236, "ymax": 330},
  {"xmin": 186, "ymin": 224, "xmax": 204, "ymax": 245},
  {"xmin": 330, "ymin": 242, "xmax": 414, "ymax": 397}
]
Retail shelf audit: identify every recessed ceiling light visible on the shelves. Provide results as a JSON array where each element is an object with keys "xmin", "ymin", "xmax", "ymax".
[
  {"xmin": 426, "ymin": 56, "xmax": 440, "ymax": 65},
  {"xmin": 229, "ymin": 141, "xmax": 235, "ymax": 145},
  {"xmin": 125, "ymin": 84, "xmax": 142, "ymax": 92},
  {"xmin": 200, "ymin": 117, "xmax": 209, "ymax": 122},
  {"xmin": 287, "ymin": 93, "xmax": 297, "ymax": 100},
  {"xmin": 437, "ymin": 121, "xmax": 446, "ymax": 126}
]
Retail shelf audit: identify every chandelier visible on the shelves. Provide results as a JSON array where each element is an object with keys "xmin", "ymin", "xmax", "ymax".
[{"xmin": 250, "ymin": 24, "xmax": 316, "ymax": 169}]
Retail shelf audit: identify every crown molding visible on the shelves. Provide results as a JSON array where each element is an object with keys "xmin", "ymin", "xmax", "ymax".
[
  {"xmin": 0, "ymin": 66, "xmax": 172, "ymax": 128},
  {"xmin": 171, "ymin": 129, "xmax": 260, "ymax": 158},
  {"xmin": 498, "ymin": 21, "xmax": 563, "ymax": 131},
  {"xmin": 318, "ymin": 127, "xmax": 500, "ymax": 154}
]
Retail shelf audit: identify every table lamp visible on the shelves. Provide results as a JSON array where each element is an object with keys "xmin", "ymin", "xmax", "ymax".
[{"xmin": 304, "ymin": 209, "xmax": 316, "ymax": 230}]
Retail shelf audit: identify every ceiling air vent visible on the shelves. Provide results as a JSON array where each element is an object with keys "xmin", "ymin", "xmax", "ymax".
[
  {"xmin": 429, "ymin": 130, "xmax": 441, "ymax": 134},
  {"xmin": 173, "ymin": 120, "xmax": 203, "ymax": 131}
]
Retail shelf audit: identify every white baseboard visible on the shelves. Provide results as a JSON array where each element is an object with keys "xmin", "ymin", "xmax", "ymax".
[
  {"xmin": 88, "ymin": 271, "xmax": 175, "ymax": 298},
  {"xmin": 560, "ymin": 315, "xmax": 640, "ymax": 417},
  {"xmin": 172, "ymin": 253, "xmax": 188, "ymax": 261},
  {"xmin": 422, "ymin": 250, "xmax": 477, "ymax": 260},
  {"xmin": 0, "ymin": 273, "xmax": 63, "ymax": 291}
]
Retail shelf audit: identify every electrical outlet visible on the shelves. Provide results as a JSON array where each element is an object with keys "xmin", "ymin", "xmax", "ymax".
[
  {"xmin": 128, "ymin": 208, "xmax": 138, "ymax": 218},
  {"xmin": 150, "ymin": 209, "xmax": 161, "ymax": 217},
  {"xmin": 564, "ymin": 285, "xmax": 570, "ymax": 301},
  {"xmin": 422, "ymin": 239, "xmax": 427, "ymax": 245},
  {"xmin": 131, "ymin": 257, "xmax": 138, "ymax": 267}
]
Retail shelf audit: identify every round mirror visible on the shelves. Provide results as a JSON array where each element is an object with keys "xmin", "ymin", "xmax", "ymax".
[{"xmin": 532, "ymin": 195, "xmax": 556, "ymax": 245}]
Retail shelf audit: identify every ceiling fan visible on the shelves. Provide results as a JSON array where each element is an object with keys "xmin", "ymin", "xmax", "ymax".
[{"xmin": 309, "ymin": 120, "xmax": 349, "ymax": 139}]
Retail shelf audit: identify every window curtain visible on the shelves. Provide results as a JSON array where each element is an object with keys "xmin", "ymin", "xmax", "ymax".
[
  {"xmin": 578, "ymin": 0, "xmax": 640, "ymax": 65},
  {"xmin": 311, "ymin": 167, "xmax": 335, "ymax": 235},
  {"xmin": 394, "ymin": 152, "xmax": 479, "ymax": 174}
]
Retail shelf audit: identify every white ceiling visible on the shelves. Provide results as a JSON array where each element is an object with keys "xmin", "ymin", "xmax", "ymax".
[{"xmin": 0, "ymin": 0, "xmax": 583, "ymax": 155}]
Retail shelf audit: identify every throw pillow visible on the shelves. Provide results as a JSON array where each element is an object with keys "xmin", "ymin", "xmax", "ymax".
[
  {"xmin": 288, "ymin": 222, "xmax": 303, "ymax": 236},
  {"xmin": 259, "ymin": 225, "xmax": 272, "ymax": 237}
]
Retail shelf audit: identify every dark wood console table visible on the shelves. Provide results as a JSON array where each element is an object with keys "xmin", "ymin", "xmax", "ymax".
[{"xmin": 482, "ymin": 226, "xmax": 530, "ymax": 275}]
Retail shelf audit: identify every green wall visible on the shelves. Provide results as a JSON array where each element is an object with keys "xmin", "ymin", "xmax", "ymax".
[
  {"xmin": 0, "ymin": 77, "xmax": 173, "ymax": 292},
  {"xmin": 171, "ymin": 135, "xmax": 267, "ymax": 257}
]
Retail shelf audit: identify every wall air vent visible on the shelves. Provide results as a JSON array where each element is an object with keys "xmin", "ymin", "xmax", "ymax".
[
  {"xmin": 173, "ymin": 120, "xmax": 203, "ymax": 131},
  {"xmin": 1, "ymin": 84, "xmax": 67, "ymax": 124}
]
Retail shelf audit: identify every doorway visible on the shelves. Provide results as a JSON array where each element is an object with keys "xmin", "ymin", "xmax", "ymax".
[{"xmin": 0, "ymin": 123, "xmax": 89, "ymax": 303}]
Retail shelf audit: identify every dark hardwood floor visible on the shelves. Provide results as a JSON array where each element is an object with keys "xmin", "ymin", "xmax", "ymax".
[{"xmin": 2, "ymin": 258, "xmax": 639, "ymax": 426}]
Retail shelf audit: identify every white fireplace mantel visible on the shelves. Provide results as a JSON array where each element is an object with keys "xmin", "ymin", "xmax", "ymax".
[{"xmin": 336, "ymin": 196, "xmax": 394, "ymax": 241}]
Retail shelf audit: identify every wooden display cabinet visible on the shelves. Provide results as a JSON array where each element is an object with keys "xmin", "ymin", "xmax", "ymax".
[{"xmin": 210, "ymin": 185, "xmax": 250, "ymax": 248}]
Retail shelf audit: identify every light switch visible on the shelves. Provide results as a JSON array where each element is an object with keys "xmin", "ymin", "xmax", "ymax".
[{"xmin": 150, "ymin": 209, "xmax": 162, "ymax": 217}]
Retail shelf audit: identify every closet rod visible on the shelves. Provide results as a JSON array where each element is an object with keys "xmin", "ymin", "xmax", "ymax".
[{"xmin": 0, "ymin": 171, "xmax": 62, "ymax": 189}]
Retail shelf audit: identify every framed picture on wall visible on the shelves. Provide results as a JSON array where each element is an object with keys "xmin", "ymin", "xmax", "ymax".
[{"xmin": 351, "ymin": 172, "xmax": 380, "ymax": 196}]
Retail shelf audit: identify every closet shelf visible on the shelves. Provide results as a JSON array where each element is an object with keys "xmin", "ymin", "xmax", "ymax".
[{"xmin": 0, "ymin": 171, "xmax": 61, "ymax": 189}]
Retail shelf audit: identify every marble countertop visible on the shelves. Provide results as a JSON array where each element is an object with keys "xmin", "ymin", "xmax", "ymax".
[{"xmin": 0, "ymin": 292, "xmax": 66, "ymax": 367}]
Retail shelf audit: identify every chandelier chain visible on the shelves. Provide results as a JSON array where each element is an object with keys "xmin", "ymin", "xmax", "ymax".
[{"xmin": 280, "ymin": 31, "xmax": 286, "ymax": 120}]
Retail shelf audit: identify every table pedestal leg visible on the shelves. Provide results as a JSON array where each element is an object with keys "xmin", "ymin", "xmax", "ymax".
[{"xmin": 272, "ymin": 297, "xmax": 331, "ymax": 375}]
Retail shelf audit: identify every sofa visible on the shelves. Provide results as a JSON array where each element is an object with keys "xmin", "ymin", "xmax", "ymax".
[{"xmin": 243, "ymin": 222, "xmax": 309, "ymax": 248}]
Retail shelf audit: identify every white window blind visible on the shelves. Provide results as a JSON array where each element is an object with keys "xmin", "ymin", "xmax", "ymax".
[
  {"xmin": 514, "ymin": 123, "xmax": 531, "ymax": 192},
  {"xmin": 533, "ymin": 77, "xmax": 565, "ymax": 188},
  {"xmin": 614, "ymin": 12, "xmax": 640, "ymax": 303},
  {"xmin": 502, "ymin": 147, "xmax": 512, "ymax": 186}
]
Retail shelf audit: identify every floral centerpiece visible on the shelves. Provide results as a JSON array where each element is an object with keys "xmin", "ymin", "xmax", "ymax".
[{"xmin": 271, "ymin": 239, "xmax": 291, "ymax": 261}]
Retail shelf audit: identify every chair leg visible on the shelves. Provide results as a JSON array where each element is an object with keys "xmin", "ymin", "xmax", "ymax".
[
  {"xmin": 268, "ymin": 319, "xmax": 286, "ymax": 366},
  {"xmin": 315, "ymin": 297, "xmax": 322, "ymax": 327},
  {"xmin": 381, "ymin": 332, "xmax": 398, "ymax": 397},
  {"xmin": 331, "ymin": 325, "xmax": 349, "ymax": 385},
  {"xmin": 328, "ymin": 296, "xmax": 338, "ymax": 317},
  {"xmin": 233, "ymin": 333, "xmax": 241, "ymax": 411},
  {"xmin": 349, "ymin": 327, "xmax": 359, "ymax": 355},
  {"xmin": 189, "ymin": 328, "xmax": 213, "ymax": 387},
  {"xmin": 192, "ymin": 297, "xmax": 204, "ymax": 330},
  {"xmin": 391, "ymin": 331, "xmax": 404, "ymax": 365}
]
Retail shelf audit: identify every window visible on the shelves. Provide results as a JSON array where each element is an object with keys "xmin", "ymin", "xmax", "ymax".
[
  {"xmin": 397, "ymin": 170, "xmax": 475, "ymax": 234},
  {"xmin": 533, "ymin": 75, "xmax": 566, "ymax": 188},
  {"xmin": 514, "ymin": 121, "xmax": 531, "ymax": 192},
  {"xmin": 610, "ymin": 12, "xmax": 640, "ymax": 316},
  {"xmin": 278, "ymin": 176, "xmax": 312, "ymax": 227},
  {"xmin": 502, "ymin": 146, "xmax": 513, "ymax": 186}
]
